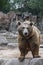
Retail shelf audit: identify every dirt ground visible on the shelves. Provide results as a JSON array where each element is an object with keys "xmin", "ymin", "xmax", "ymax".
[{"xmin": 0, "ymin": 46, "xmax": 42, "ymax": 59}]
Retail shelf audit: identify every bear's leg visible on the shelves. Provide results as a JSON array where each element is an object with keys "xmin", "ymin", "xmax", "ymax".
[
  {"xmin": 31, "ymin": 44, "xmax": 40, "ymax": 58},
  {"xmin": 19, "ymin": 47, "xmax": 28, "ymax": 61},
  {"xmin": 19, "ymin": 51, "xmax": 25, "ymax": 62}
]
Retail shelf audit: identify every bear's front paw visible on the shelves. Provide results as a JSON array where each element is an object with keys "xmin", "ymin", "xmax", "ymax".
[
  {"xmin": 18, "ymin": 56, "xmax": 25, "ymax": 62},
  {"xmin": 33, "ymin": 55, "xmax": 41, "ymax": 58}
]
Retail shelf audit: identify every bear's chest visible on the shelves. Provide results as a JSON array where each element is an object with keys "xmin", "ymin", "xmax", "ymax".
[{"xmin": 21, "ymin": 36, "xmax": 37, "ymax": 47}]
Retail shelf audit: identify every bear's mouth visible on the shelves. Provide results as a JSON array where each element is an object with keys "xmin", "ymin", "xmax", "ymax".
[{"xmin": 23, "ymin": 33, "xmax": 29, "ymax": 37}]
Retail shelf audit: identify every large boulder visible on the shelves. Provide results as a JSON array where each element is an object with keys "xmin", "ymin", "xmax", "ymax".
[
  {"xmin": 1, "ymin": 32, "xmax": 18, "ymax": 44},
  {"xmin": 30, "ymin": 58, "xmax": 43, "ymax": 65},
  {"xmin": 7, "ymin": 11, "xmax": 16, "ymax": 22},
  {"xmin": 0, "ymin": 12, "xmax": 10, "ymax": 31},
  {"xmin": 7, "ymin": 11, "xmax": 17, "ymax": 32},
  {"xmin": 0, "ymin": 58, "xmax": 43, "ymax": 65},
  {"xmin": 3, "ymin": 58, "xmax": 31, "ymax": 65},
  {"xmin": 0, "ymin": 58, "xmax": 8, "ymax": 65},
  {"xmin": 0, "ymin": 11, "xmax": 17, "ymax": 32},
  {"xmin": 2, "ymin": 32, "xmax": 18, "ymax": 39}
]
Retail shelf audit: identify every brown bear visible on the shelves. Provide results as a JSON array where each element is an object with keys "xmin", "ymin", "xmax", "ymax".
[{"xmin": 17, "ymin": 21, "xmax": 41, "ymax": 61}]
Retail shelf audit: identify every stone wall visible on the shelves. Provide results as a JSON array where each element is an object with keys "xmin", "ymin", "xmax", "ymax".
[{"xmin": 0, "ymin": 11, "xmax": 43, "ymax": 34}]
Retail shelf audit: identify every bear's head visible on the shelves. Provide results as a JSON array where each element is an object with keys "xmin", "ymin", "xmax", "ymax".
[{"xmin": 17, "ymin": 21, "xmax": 34, "ymax": 38}]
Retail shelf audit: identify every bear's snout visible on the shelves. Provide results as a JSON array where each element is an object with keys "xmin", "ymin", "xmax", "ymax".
[
  {"xmin": 23, "ymin": 28, "xmax": 28, "ymax": 36},
  {"xmin": 24, "ymin": 32, "xmax": 28, "ymax": 35}
]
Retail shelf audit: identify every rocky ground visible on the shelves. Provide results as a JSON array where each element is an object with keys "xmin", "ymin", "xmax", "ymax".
[{"xmin": 0, "ymin": 31, "xmax": 43, "ymax": 65}]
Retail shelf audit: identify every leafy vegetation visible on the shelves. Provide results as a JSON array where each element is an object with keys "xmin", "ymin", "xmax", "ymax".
[
  {"xmin": 0, "ymin": 0, "xmax": 43, "ymax": 15},
  {"xmin": 0, "ymin": 0, "xmax": 10, "ymax": 13}
]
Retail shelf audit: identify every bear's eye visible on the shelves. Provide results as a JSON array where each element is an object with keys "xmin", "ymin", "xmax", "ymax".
[
  {"xmin": 22, "ymin": 27, "xmax": 24, "ymax": 29},
  {"xmin": 27, "ymin": 28, "xmax": 29, "ymax": 29}
]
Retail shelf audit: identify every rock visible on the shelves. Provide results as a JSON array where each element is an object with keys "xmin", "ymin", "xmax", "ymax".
[
  {"xmin": 0, "ymin": 12, "xmax": 10, "ymax": 31},
  {"xmin": 0, "ymin": 58, "xmax": 5, "ymax": 65},
  {"xmin": 9, "ymin": 22, "xmax": 17, "ymax": 32},
  {"xmin": 8, "ymin": 43, "xmax": 18, "ymax": 48},
  {"xmin": 0, "ymin": 35, "xmax": 8, "ymax": 45},
  {"xmin": 40, "ymin": 34, "xmax": 43, "ymax": 40},
  {"xmin": 4, "ymin": 58, "xmax": 31, "ymax": 65},
  {"xmin": 1, "ymin": 32, "xmax": 18, "ymax": 43},
  {"xmin": 0, "ymin": 58, "xmax": 7, "ymax": 65},
  {"xmin": 0, "ymin": 58, "xmax": 43, "ymax": 65},
  {"xmin": 40, "ymin": 44, "xmax": 43, "ymax": 48},
  {"xmin": 30, "ymin": 58, "xmax": 43, "ymax": 65},
  {"xmin": 0, "ymin": 11, "xmax": 17, "ymax": 31},
  {"xmin": 4, "ymin": 58, "xmax": 43, "ymax": 65},
  {"xmin": 3, "ymin": 32, "xmax": 17, "ymax": 39},
  {"xmin": 0, "ymin": 30, "xmax": 7, "ymax": 33},
  {"xmin": 7, "ymin": 11, "xmax": 16, "ymax": 32}
]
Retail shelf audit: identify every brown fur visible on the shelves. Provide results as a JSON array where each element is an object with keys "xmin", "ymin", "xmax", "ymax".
[{"xmin": 17, "ymin": 22, "xmax": 40, "ymax": 61}]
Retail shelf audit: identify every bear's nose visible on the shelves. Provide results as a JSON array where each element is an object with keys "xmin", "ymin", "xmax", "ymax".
[{"xmin": 25, "ymin": 32, "xmax": 28, "ymax": 35}]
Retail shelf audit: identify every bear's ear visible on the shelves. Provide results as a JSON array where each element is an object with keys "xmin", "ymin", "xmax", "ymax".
[
  {"xmin": 16, "ymin": 21, "xmax": 21, "ymax": 28},
  {"xmin": 30, "ymin": 22, "xmax": 33, "ymax": 26},
  {"xmin": 17, "ymin": 21, "xmax": 21, "ymax": 26}
]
